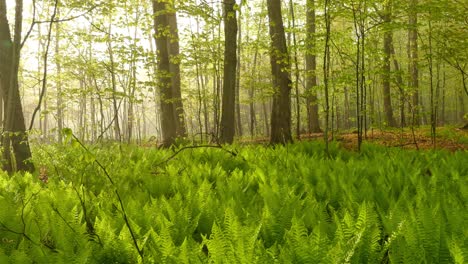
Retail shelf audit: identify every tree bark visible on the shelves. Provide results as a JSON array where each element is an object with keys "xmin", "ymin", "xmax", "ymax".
[
  {"xmin": 167, "ymin": 6, "xmax": 186, "ymax": 137},
  {"xmin": 323, "ymin": 0, "xmax": 331, "ymax": 154},
  {"xmin": 153, "ymin": 0, "xmax": 177, "ymax": 146},
  {"xmin": 267, "ymin": 0, "xmax": 292, "ymax": 144},
  {"xmin": 305, "ymin": 0, "xmax": 321, "ymax": 133},
  {"xmin": 220, "ymin": 0, "xmax": 237, "ymax": 144},
  {"xmin": 0, "ymin": 0, "xmax": 34, "ymax": 173},
  {"xmin": 235, "ymin": 5, "xmax": 242, "ymax": 138},
  {"xmin": 390, "ymin": 42, "xmax": 405, "ymax": 127},
  {"xmin": 289, "ymin": 0, "xmax": 301, "ymax": 138},
  {"xmin": 55, "ymin": 7, "xmax": 63, "ymax": 143},
  {"xmin": 408, "ymin": 0, "xmax": 420, "ymax": 125},
  {"xmin": 107, "ymin": 23, "xmax": 121, "ymax": 141},
  {"xmin": 249, "ymin": 40, "xmax": 259, "ymax": 138},
  {"xmin": 382, "ymin": 2, "xmax": 397, "ymax": 127}
]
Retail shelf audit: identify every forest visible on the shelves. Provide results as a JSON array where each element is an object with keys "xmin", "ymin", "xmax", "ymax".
[{"xmin": 0, "ymin": 0, "xmax": 467, "ymax": 263}]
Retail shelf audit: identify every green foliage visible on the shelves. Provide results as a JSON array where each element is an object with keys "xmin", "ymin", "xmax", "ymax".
[{"xmin": 0, "ymin": 141, "xmax": 466, "ymax": 263}]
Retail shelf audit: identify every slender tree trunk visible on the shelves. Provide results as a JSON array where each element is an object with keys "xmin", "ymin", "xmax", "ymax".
[
  {"xmin": 0, "ymin": 0, "xmax": 34, "ymax": 173},
  {"xmin": 0, "ymin": 92, "xmax": 2, "ymax": 128},
  {"xmin": 267, "ymin": 0, "xmax": 292, "ymax": 144},
  {"xmin": 147, "ymin": 27, "xmax": 162, "ymax": 139},
  {"xmin": 28, "ymin": 0, "xmax": 57, "ymax": 139},
  {"xmin": 91, "ymin": 76, "xmax": 106, "ymax": 139},
  {"xmin": 107, "ymin": 23, "xmax": 121, "ymax": 141},
  {"xmin": 389, "ymin": 42, "xmax": 405, "ymax": 127},
  {"xmin": 323, "ymin": 0, "xmax": 331, "ymax": 154},
  {"xmin": 459, "ymin": 87, "xmax": 465, "ymax": 123},
  {"xmin": 55, "ymin": 8, "xmax": 63, "ymax": 143},
  {"xmin": 435, "ymin": 57, "xmax": 441, "ymax": 126},
  {"xmin": 153, "ymin": 0, "xmax": 177, "ymax": 146},
  {"xmin": 305, "ymin": 0, "xmax": 321, "ymax": 133},
  {"xmin": 235, "ymin": 5, "xmax": 242, "ymax": 138},
  {"xmin": 248, "ymin": 13, "xmax": 264, "ymax": 137},
  {"xmin": 37, "ymin": 23, "xmax": 42, "ymax": 133},
  {"xmin": 194, "ymin": 54, "xmax": 203, "ymax": 140},
  {"xmin": 262, "ymin": 100, "xmax": 270, "ymax": 137},
  {"xmin": 352, "ymin": 3, "xmax": 367, "ymax": 150},
  {"xmin": 212, "ymin": 22, "xmax": 222, "ymax": 139},
  {"xmin": 360, "ymin": 16, "xmax": 367, "ymax": 139},
  {"xmin": 220, "ymin": 0, "xmax": 238, "ymax": 143},
  {"xmin": 428, "ymin": 19, "xmax": 436, "ymax": 148},
  {"xmin": 212, "ymin": 30, "xmax": 219, "ymax": 138},
  {"xmin": 249, "ymin": 43, "xmax": 259, "ymax": 138},
  {"xmin": 78, "ymin": 78, "xmax": 85, "ymax": 140},
  {"xmin": 126, "ymin": 13, "xmax": 140, "ymax": 144},
  {"xmin": 127, "ymin": 70, "xmax": 135, "ymax": 143},
  {"xmin": 344, "ymin": 87, "xmax": 350, "ymax": 129},
  {"xmin": 202, "ymin": 72, "xmax": 210, "ymax": 137},
  {"xmin": 409, "ymin": 0, "xmax": 420, "ymax": 125},
  {"xmin": 289, "ymin": 0, "xmax": 301, "ymax": 138},
  {"xmin": 441, "ymin": 70, "xmax": 446, "ymax": 125},
  {"xmin": 90, "ymin": 93, "xmax": 96, "ymax": 142}
]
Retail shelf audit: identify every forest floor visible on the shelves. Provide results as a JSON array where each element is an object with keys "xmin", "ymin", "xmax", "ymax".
[
  {"xmin": 240, "ymin": 126, "xmax": 468, "ymax": 151},
  {"xmin": 331, "ymin": 127, "xmax": 467, "ymax": 151}
]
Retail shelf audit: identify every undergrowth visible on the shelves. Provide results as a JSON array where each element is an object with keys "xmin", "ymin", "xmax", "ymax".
[{"xmin": 0, "ymin": 141, "xmax": 466, "ymax": 263}]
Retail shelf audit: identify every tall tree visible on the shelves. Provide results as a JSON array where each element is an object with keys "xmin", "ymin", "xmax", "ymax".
[
  {"xmin": 55, "ymin": 7, "xmax": 64, "ymax": 143},
  {"xmin": 166, "ymin": 3, "xmax": 186, "ymax": 137},
  {"xmin": 267, "ymin": 0, "xmax": 292, "ymax": 144},
  {"xmin": 235, "ymin": 3, "xmax": 242, "ymax": 138},
  {"xmin": 408, "ymin": 0, "xmax": 420, "ymax": 125},
  {"xmin": 220, "ymin": 0, "xmax": 237, "ymax": 144},
  {"xmin": 382, "ymin": 0, "xmax": 397, "ymax": 127},
  {"xmin": 323, "ymin": 0, "xmax": 331, "ymax": 154},
  {"xmin": 289, "ymin": 0, "xmax": 301, "ymax": 137},
  {"xmin": 352, "ymin": 0, "xmax": 367, "ymax": 151},
  {"xmin": 0, "ymin": 0, "xmax": 34, "ymax": 173},
  {"xmin": 153, "ymin": 0, "xmax": 177, "ymax": 146},
  {"xmin": 107, "ymin": 23, "xmax": 122, "ymax": 141},
  {"xmin": 305, "ymin": 0, "xmax": 321, "ymax": 133}
]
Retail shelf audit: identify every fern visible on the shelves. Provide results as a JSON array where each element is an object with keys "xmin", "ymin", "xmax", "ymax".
[{"xmin": 0, "ymin": 141, "xmax": 464, "ymax": 262}]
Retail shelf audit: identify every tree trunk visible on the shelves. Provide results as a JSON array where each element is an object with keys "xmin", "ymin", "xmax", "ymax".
[
  {"xmin": 220, "ymin": 0, "xmax": 237, "ymax": 144},
  {"xmin": 153, "ymin": 0, "xmax": 177, "ymax": 146},
  {"xmin": 0, "ymin": 92, "xmax": 2, "ymax": 129},
  {"xmin": 55, "ymin": 9, "xmax": 63, "ymax": 143},
  {"xmin": 390, "ymin": 41, "xmax": 405, "ymax": 127},
  {"xmin": 352, "ymin": 3, "xmax": 367, "ymax": 151},
  {"xmin": 202, "ymin": 70, "xmax": 210, "ymax": 138},
  {"xmin": 323, "ymin": 0, "xmax": 331, "ymax": 154},
  {"xmin": 211, "ymin": 22, "xmax": 222, "ymax": 139},
  {"xmin": 289, "ymin": 0, "xmax": 301, "ymax": 138},
  {"xmin": 107, "ymin": 23, "xmax": 121, "ymax": 142},
  {"xmin": 126, "ymin": 16, "xmax": 140, "ymax": 144},
  {"xmin": 167, "ymin": 7, "xmax": 186, "ymax": 137},
  {"xmin": 305, "ymin": 0, "xmax": 321, "ymax": 133},
  {"xmin": 382, "ymin": 2, "xmax": 397, "ymax": 127},
  {"xmin": 267, "ymin": 0, "xmax": 292, "ymax": 144},
  {"xmin": 0, "ymin": 0, "xmax": 34, "ymax": 173},
  {"xmin": 459, "ymin": 87, "xmax": 466, "ymax": 123},
  {"xmin": 344, "ymin": 87, "xmax": 350, "ymax": 129},
  {"xmin": 249, "ymin": 43, "xmax": 259, "ymax": 138},
  {"xmin": 235, "ymin": 5, "xmax": 242, "ymax": 138},
  {"xmin": 262, "ymin": 100, "xmax": 270, "ymax": 137},
  {"xmin": 409, "ymin": 0, "xmax": 420, "ymax": 125}
]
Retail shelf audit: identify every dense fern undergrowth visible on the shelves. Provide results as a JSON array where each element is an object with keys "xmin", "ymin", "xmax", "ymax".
[{"xmin": 0, "ymin": 141, "xmax": 466, "ymax": 263}]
